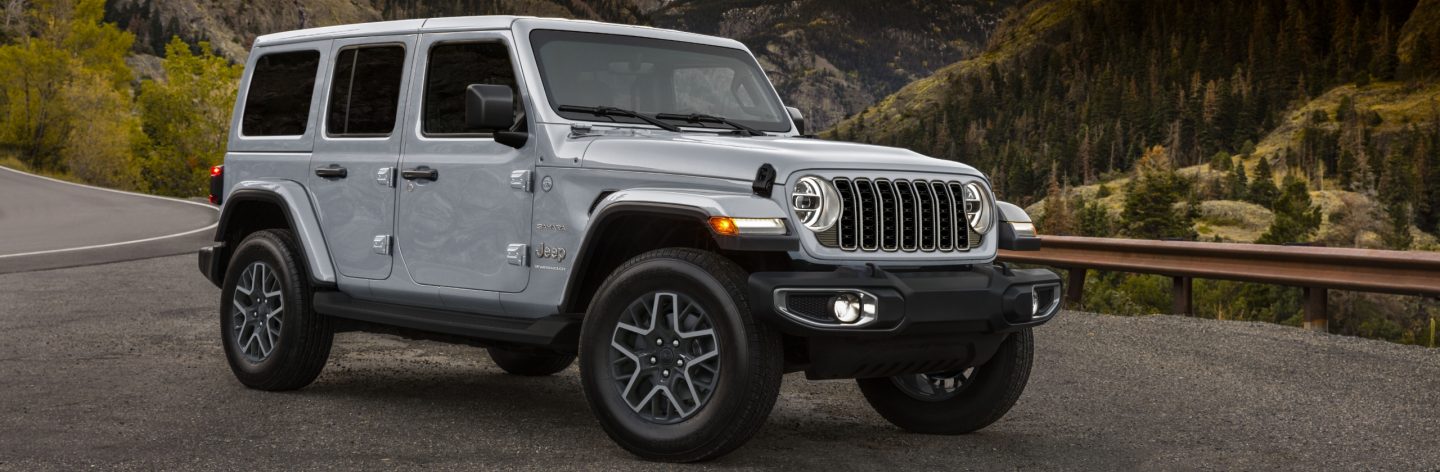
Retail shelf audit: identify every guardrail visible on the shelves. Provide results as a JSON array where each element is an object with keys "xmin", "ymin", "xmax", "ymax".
[{"xmin": 997, "ymin": 236, "xmax": 1440, "ymax": 331}]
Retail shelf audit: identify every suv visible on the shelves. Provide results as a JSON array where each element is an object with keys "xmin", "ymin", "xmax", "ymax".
[{"xmin": 198, "ymin": 16, "xmax": 1061, "ymax": 462}]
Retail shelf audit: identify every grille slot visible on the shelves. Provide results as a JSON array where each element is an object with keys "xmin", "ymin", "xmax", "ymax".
[{"xmin": 818, "ymin": 177, "xmax": 974, "ymax": 253}]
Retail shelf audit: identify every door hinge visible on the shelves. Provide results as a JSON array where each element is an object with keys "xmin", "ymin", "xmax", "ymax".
[
  {"xmin": 373, "ymin": 235, "xmax": 392, "ymax": 256},
  {"xmin": 509, "ymin": 170, "xmax": 532, "ymax": 192},
  {"xmin": 376, "ymin": 167, "xmax": 395, "ymax": 188},
  {"xmin": 506, "ymin": 243, "xmax": 528, "ymax": 266}
]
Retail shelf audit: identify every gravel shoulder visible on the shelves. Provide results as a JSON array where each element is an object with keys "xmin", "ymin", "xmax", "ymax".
[{"xmin": 1, "ymin": 255, "xmax": 1437, "ymax": 470}]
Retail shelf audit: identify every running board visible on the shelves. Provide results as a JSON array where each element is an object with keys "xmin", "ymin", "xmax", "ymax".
[{"xmin": 312, "ymin": 291, "xmax": 582, "ymax": 351}]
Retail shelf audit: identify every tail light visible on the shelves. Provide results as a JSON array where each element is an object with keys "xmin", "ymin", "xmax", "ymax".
[{"xmin": 209, "ymin": 165, "xmax": 224, "ymax": 205}]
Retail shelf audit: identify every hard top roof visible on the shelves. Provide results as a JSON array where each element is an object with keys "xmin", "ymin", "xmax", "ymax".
[{"xmin": 251, "ymin": 16, "xmax": 746, "ymax": 51}]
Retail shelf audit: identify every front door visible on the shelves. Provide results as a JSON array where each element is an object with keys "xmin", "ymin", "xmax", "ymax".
[
  {"xmin": 395, "ymin": 32, "xmax": 533, "ymax": 292},
  {"xmin": 309, "ymin": 35, "xmax": 415, "ymax": 280}
]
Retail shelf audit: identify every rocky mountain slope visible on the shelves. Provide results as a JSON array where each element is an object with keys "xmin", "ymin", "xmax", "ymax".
[{"xmin": 103, "ymin": 0, "xmax": 1017, "ymax": 130}]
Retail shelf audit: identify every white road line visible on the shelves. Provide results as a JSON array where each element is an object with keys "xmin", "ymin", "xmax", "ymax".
[
  {"xmin": 0, "ymin": 224, "xmax": 218, "ymax": 259},
  {"xmin": 0, "ymin": 165, "xmax": 221, "ymax": 259}
]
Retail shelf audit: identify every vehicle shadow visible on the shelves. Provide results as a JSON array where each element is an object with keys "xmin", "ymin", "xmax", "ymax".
[{"xmin": 283, "ymin": 358, "xmax": 1135, "ymax": 468}]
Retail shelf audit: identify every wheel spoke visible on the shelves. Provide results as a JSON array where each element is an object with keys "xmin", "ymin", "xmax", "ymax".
[
  {"xmin": 229, "ymin": 261, "xmax": 287, "ymax": 363},
  {"xmin": 608, "ymin": 290, "xmax": 721, "ymax": 424}
]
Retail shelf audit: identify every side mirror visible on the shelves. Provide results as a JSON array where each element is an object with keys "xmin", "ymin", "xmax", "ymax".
[
  {"xmin": 465, "ymin": 84, "xmax": 515, "ymax": 131},
  {"xmin": 996, "ymin": 201, "xmax": 1041, "ymax": 251},
  {"xmin": 786, "ymin": 106, "xmax": 806, "ymax": 135}
]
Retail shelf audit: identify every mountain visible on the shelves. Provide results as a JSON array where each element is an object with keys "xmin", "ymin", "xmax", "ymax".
[
  {"xmin": 102, "ymin": 0, "xmax": 1018, "ymax": 131},
  {"xmin": 829, "ymin": 0, "xmax": 1437, "ymax": 205}
]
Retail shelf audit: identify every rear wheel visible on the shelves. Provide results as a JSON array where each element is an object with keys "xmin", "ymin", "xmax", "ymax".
[
  {"xmin": 579, "ymin": 248, "xmax": 782, "ymax": 462},
  {"xmin": 219, "ymin": 229, "xmax": 333, "ymax": 391},
  {"xmin": 486, "ymin": 347, "xmax": 574, "ymax": 376},
  {"xmin": 856, "ymin": 329, "xmax": 1033, "ymax": 434}
]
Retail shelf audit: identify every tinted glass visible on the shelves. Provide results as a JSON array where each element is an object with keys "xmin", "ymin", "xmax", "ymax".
[
  {"xmin": 327, "ymin": 46, "xmax": 406, "ymax": 136},
  {"xmin": 531, "ymin": 30, "xmax": 789, "ymax": 132},
  {"xmin": 423, "ymin": 42, "xmax": 518, "ymax": 135},
  {"xmin": 243, "ymin": 50, "xmax": 320, "ymax": 136}
]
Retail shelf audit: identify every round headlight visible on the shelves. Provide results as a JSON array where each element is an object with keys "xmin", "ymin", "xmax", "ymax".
[
  {"xmin": 792, "ymin": 176, "xmax": 840, "ymax": 232},
  {"xmin": 963, "ymin": 182, "xmax": 994, "ymax": 233}
]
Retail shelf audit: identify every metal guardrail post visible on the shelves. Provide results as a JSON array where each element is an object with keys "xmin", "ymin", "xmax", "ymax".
[
  {"xmin": 1066, "ymin": 268, "xmax": 1086, "ymax": 308},
  {"xmin": 1303, "ymin": 287, "xmax": 1327, "ymax": 332},
  {"xmin": 1172, "ymin": 276, "xmax": 1193, "ymax": 316}
]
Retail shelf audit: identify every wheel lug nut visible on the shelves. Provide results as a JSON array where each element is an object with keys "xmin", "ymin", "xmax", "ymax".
[
  {"xmin": 672, "ymin": 339, "xmax": 679, "ymax": 347},
  {"xmin": 656, "ymin": 339, "xmax": 664, "ymax": 346},
  {"xmin": 676, "ymin": 359, "xmax": 684, "ymax": 367},
  {"xmin": 649, "ymin": 356, "xmax": 657, "ymax": 365},
  {"xmin": 661, "ymin": 369, "xmax": 670, "ymax": 377}
]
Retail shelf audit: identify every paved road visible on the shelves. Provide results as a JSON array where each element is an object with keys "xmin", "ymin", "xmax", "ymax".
[
  {"xmin": 2, "ymin": 255, "xmax": 1438, "ymax": 470},
  {"xmin": 0, "ymin": 166, "xmax": 217, "ymax": 274}
]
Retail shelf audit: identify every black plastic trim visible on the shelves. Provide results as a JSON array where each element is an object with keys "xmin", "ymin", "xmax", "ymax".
[
  {"xmin": 748, "ymin": 263, "xmax": 1062, "ymax": 338},
  {"xmin": 197, "ymin": 243, "xmax": 224, "ymax": 287},
  {"xmin": 749, "ymin": 264, "xmax": 1061, "ymax": 379},
  {"xmin": 313, "ymin": 291, "xmax": 582, "ymax": 352}
]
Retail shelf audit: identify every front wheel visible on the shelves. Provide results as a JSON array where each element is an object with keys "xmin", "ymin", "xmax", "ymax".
[
  {"xmin": 856, "ymin": 329, "xmax": 1034, "ymax": 434},
  {"xmin": 578, "ymin": 248, "xmax": 782, "ymax": 462}
]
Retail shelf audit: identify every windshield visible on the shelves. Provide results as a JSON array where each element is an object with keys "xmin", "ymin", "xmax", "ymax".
[{"xmin": 530, "ymin": 29, "xmax": 791, "ymax": 133}]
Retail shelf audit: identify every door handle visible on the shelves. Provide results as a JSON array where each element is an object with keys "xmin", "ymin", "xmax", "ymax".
[
  {"xmin": 401, "ymin": 166, "xmax": 438, "ymax": 181},
  {"xmin": 314, "ymin": 165, "xmax": 348, "ymax": 179}
]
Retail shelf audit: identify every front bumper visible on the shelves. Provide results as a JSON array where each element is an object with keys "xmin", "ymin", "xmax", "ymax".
[{"xmin": 748, "ymin": 263, "xmax": 1061, "ymax": 379}]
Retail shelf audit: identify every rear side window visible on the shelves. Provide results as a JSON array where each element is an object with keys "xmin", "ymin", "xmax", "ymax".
[
  {"xmin": 243, "ymin": 50, "xmax": 321, "ymax": 137},
  {"xmin": 327, "ymin": 45, "xmax": 406, "ymax": 137},
  {"xmin": 423, "ymin": 42, "xmax": 518, "ymax": 135}
]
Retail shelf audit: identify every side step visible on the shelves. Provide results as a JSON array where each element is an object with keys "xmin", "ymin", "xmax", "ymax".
[{"xmin": 312, "ymin": 291, "xmax": 582, "ymax": 352}]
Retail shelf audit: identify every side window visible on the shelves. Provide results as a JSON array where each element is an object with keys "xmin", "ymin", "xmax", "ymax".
[
  {"xmin": 327, "ymin": 45, "xmax": 407, "ymax": 137},
  {"xmin": 243, "ymin": 50, "xmax": 321, "ymax": 137},
  {"xmin": 423, "ymin": 42, "xmax": 518, "ymax": 136}
]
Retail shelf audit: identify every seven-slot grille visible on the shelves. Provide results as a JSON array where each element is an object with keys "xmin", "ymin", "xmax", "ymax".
[{"xmin": 818, "ymin": 178, "xmax": 979, "ymax": 252}]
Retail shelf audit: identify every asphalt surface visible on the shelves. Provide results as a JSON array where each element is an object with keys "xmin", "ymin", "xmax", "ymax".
[
  {"xmin": 2, "ymin": 254, "xmax": 1438, "ymax": 470},
  {"xmin": 0, "ymin": 166, "xmax": 218, "ymax": 274}
]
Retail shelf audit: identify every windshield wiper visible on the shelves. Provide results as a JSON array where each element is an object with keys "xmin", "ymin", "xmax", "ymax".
[
  {"xmin": 557, "ymin": 105, "xmax": 682, "ymax": 132},
  {"xmin": 654, "ymin": 113, "xmax": 767, "ymax": 136}
]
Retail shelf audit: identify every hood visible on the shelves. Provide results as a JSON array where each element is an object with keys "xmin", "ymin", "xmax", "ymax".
[{"xmin": 575, "ymin": 131, "xmax": 983, "ymax": 183}]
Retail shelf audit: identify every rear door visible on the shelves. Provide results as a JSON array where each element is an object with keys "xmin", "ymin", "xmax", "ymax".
[
  {"xmin": 308, "ymin": 35, "xmax": 415, "ymax": 280},
  {"xmin": 395, "ymin": 32, "xmax": 533, "ymax": 292}
]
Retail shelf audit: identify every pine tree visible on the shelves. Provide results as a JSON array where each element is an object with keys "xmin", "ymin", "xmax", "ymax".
[
  {"xmin": 1421, "ymin": 102, "xmax": 1440, "ymax": 233},
  {"xmin": 1379, "ymin": 149, "xmax": 1416, "ymax": 250},
  {"xmin": 1368, "ymin": 15, "xmax": 1397, "ymax": 80},
  {"xmin": 1229, "ymin": 159, "xmax": 1249, "ymax": 200},
  {"xmin": 1246, "ymin": 156, "xmax": 1280, "ymax": 208},
  {"xmin": 1076, "ymin": 200, "xmax": 1114, "ymax": 237},
  {"xmin": 1122, "ymin": 146, "xmax": 1197, "ymax": 240},
  {"xmin": 1209, "ymin": 151, "xmax": 1232, "ymax": 171},
  {"xmin": 1256, "ymin": 174, "xmax": 1321, "ymax": 244},
  {"xmin": 1039, "ymin": 164, "xmax": 1075, "ymax": 235}
]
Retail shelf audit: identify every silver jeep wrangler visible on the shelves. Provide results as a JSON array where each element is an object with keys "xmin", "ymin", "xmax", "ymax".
[{"xmin": 197, "ymin": 16, "xmax": 1061, "ymax": 462}]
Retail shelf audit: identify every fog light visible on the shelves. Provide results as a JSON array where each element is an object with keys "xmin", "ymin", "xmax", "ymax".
[
  {"xmin": 831, "ymin": 293, "xmax": 862, "ymax": 323},
  {"xmin": 1031, "ymin": 291, "xmax": 1041, "ymax": 317}
]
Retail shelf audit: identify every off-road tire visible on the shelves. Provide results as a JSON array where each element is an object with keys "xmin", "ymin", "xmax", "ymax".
[
  {"xmin": 579, "ymin": 248, "xmax": 783, "ymax": 462},
  {"xmin": 220, "ymin": 229, "xmax": 333, "ymax": 391},
  {"xmin": 856, "ymin": 329, "xmax": 1034, "ymax": 434},
  {"xmin": 487, "ymin": 347, "xmax": 575, "ymax": 376}
]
